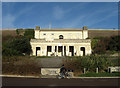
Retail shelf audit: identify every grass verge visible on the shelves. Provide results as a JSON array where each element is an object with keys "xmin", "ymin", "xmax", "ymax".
[{"xmin": 78, "ymin": 72, "xmax": 120, "ymax": 77}]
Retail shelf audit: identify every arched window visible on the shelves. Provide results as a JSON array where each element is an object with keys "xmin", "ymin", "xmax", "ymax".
[{"xmin": 59, "ymin": 35, "xmax": 64, "ymax": 39}]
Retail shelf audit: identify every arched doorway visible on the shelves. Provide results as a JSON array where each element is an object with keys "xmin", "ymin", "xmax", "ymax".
[
  {"xmin": 80, "ymin": 47, "xmax": 85, "ymax": 56},
  {"xmin": 36, "ymin": 47, "xmax": 41, "ymax": 56},
  {"xmin": 47, "ymin": 46, "xmax": 52, "ymax": 56}
]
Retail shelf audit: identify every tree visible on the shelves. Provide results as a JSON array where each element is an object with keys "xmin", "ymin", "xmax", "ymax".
[
  {"xmin": 2, "ymin": 36, "xmax": 32, "ymax": 56},
  {"xmin": 92, "ymin": 36, "xmax": 119, "ymax": 54},
  {"xmin": 107, "ymin": 36, "xmax": 120, "ymax": 51},
  {"xmin": 24, "ymin": 29, "xmax": 34, "ymax": 39}
]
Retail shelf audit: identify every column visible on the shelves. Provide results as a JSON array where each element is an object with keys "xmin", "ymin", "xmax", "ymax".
[
  {"xmin": 66, "ymin": 45, "xmax": 69, "ymax": 56},
  {"xmin": 45, "ymin": 46, "xmax": 47, "ymax": 56},
  {"xmin": 40, "ymin": 47, "xmax": 42, "ymax": 56},
  {"xmin": 68, "ymin": 46, "xmax": 69, "ymax": 56},
  {"xmin": 56, "ymin": 46, "xmax": 58, "ymax": 56},
  {"xmin": 52, "ymin": 46, "xmax": 55, "ymax": 56},
  {"xmin": 52, "ymin": 46, "xmax": 54, "ymax": 53},
  {"xmin": 74, "ymin": 46, "xmax": 76, "ymax": 56},
  {"xmin": 63, "ymin": 46, "xmax": 64, "ymax": 56},
  {"xmin": 33, "ymin": 47, "xmax": 36, "ymax": 56}
]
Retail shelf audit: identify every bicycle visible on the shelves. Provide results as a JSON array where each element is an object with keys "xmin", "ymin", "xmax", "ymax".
[{"xmin": 56, "ymin": 70, "xmax": 73, "ymax": 79}]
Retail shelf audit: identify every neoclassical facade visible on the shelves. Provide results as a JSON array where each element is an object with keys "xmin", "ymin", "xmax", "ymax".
[{"xmin": 30, "ymin": 26, "xmax": 92, "ymax": 56}]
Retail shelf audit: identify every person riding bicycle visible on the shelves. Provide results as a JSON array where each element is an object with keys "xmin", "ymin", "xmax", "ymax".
[{"xmin": 60, "ymin": 64, "xmax": 67, "ymax": 78}]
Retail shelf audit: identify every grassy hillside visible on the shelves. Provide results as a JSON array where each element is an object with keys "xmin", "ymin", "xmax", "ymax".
[
  {"xmin": 2, "ymin": 29, "xmax": 17, "ymax": 37},
  {"xmin": 88, "ymin": 30, "xmax": 119, "ymax": 38},
  {"xmin": 1, "ymin": 29, "xmax": 119, "ymax": 38}
]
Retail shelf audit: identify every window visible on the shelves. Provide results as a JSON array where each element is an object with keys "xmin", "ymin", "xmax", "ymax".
[
  {"xmin": 51, "ymin": 33, "xmax": 54, "ymax": 35},
  {"xmin": 59, "ymin": 35, "xmax": 64, "ymax": 39},
  {"xmin": 43, "ymin": 33, "xmax": 46, "ymax": 35},
  {"xmin": 47, "ymin": 46, "xmax": 52, "ymax": 52}
]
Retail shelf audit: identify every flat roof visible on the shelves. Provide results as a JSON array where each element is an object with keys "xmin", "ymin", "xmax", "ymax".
[
  {"xmin": 31, "ymin": 39, "xmax": 91, "ymax": 43},
  {"xmin": 38, "ymin": 29, "xmax": 119, "ymax": 31},
  {"xmin": 1, "ymin": 29, "xmax": 119, "ymax": 31},
  {"xmin": 39, "ymin": 29, "xmax": 83, "ymax": 31}
]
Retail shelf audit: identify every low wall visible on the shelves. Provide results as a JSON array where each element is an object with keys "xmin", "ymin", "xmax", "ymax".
[
  {"xmin": 108, "ymin": 66, "xmax": 120, "ymax": 73},
  {"xmin": 41, "ymin": 68, "xmax": 60, "ymax": 75}
]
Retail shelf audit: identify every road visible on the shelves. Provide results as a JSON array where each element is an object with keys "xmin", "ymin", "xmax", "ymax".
[{"xmin": 2, "ymin": 77, "xmax": 119, "ymax": 87}]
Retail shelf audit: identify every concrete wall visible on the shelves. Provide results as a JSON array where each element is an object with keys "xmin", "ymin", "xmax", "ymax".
[
  {"xmin": 41, "ymin": 68, "xmax": 60, "ymax": 75},
  {"xmin": 108, "ymin": 66, "xmax": 120, "ymax": 73}
]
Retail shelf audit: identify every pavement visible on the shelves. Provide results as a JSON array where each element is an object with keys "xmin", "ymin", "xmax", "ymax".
[
  {"xmin": 0, "ymin": 74, "xmax": 120, "ymax": 78},
  {"xmin": 2, "ymin": 76, "xmax": 120, "ymax": 87},
  {"xmin": 1, "ymin": 74, "xmax": 119, "ymax": 87}
]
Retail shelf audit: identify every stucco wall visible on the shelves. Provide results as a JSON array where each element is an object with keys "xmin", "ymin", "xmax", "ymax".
[
  {"xmin": 39, "ymin": 31, "xmax": 83, "ymax": 40},
  {"xmin": 34, "ymin": 29, "xmax": 88, "ymax": 39},
  {"xmin": 31, "ymin": 40, "xmax": 91, "ymax": 56}
]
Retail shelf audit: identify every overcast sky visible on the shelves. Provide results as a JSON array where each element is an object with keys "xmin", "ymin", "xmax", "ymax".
[{"xmin": 2, "ymin": 2, "xmax": 118, "ymax": 29}]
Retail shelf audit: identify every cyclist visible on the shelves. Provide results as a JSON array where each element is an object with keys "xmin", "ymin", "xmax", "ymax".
[{"xmin": 60, "ymin": 64, "xmax": 67, "ymax": 78}]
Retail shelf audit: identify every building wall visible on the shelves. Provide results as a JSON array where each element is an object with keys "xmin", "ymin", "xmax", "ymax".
[
  {"xmin": 31, "ymin": 26, "xmax": 91, "ymax": 56},
  {"xmin": 82, "ymin": 30, "xmax": 88, "ymax": 39},
  {"xmin": 39, "ymin": 31, "xmax": 83, "ymax": 40},
  {"xmin": 35, "ymin": 30, "xmax": 40, "ymax": 39},
  {"xmin": 31, "ymin": 41, "xmax": 91, "ymax": 56},
  {"xmin": 34, "ymin": 26, "xmax": 88, "ymax": 40}
]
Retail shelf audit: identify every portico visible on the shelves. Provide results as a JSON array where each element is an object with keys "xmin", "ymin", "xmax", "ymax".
[
  {"xmin": 30, "ymin": 39, "xmax": 91, "ymax": 56},
  {"xmin": 30, "ymin": 26, "xmax": 92, "ymax": 56}
]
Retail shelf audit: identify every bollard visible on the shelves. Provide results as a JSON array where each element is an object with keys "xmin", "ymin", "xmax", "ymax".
[
  {"xmin": 84, "ymin": 68, "xmax": 86, "ymax": 74},
  {"xmin": 96, "ymin": 68, "xmax": 98, "ymax": 73}
]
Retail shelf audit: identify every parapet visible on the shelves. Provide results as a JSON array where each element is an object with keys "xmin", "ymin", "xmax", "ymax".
[
  {"xmin": 35, "ymin": 26, "xmax": 40, "ymax": 30},
  {"xmin": 83, "ymin": 26, "xmax": 87, "ymax": 30}
]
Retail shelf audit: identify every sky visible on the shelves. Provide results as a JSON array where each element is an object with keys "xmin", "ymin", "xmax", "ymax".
[{"xmin": 2, "ymin": 2, "xmax": 119, "ymax": 29}]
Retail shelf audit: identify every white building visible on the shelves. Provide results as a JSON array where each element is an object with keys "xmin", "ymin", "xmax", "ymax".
[{"xmin": 30, "ymin": 26, "xmax": 92, "ymax": 56}]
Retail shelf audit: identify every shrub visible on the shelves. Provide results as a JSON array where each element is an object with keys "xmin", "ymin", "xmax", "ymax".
[
  {"xmin": 24, "ymin": 29, "xmax": 34, "ymax": 39},
  {"xmin": 16, "ymin": 29, "xmax": 34, "ymax": 39},
  {"xmin": 62, "ymin": 55, "xmax": 113, "ymax": 74},
  {"xmin": 2, "ymin": 36, "xmax": 32, "ymax": 56},
  {"xmin": 2, "ymin": 47, "xmax": 22, "ymax": 56},
  {"xmin": 92, "ymin": 35, "xmax": 120, "ymax": 54},
  {"xmin": 2, "ymin": 56, "xmax": 41, "ymax": 76}
]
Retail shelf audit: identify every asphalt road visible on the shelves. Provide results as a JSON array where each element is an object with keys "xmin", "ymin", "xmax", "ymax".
[{"xmin": 2, "ymin": 77, "xmax": 119, "ymax": 87}]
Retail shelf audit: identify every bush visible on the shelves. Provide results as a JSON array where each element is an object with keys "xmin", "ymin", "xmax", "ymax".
[
  {"xmin": 2, "ymin": 36, "xmax": 32, "ymax": 56},
  {"xmin": 107, "ymin": 36, "xmax": 120, "ymax": 51},
  {"xmin": 92, "ymin": 36, "xmax": 120, "ymax": 54},
  {"xmin": 2, "ymin": 47, "xmax": 22, "ymax": 56},
  {"xmin": 62, "ymin": 55, "xmax": 113, "ymax": 74},
  {"xmin": 2, "ymin": 56, "xmax": 41, "ymax": 76},
  {"xmin": 24, "ymin": 29, "xmax": 34, "ymax": 39},
  {"xmin": 16, "ymin": 29, "xmax": 34, "ymax": 39}
]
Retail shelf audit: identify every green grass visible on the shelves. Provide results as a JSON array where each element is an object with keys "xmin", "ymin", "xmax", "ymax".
[{"xmin": 78, "ymin": 72, "xmax": 120, "ymax": 77}]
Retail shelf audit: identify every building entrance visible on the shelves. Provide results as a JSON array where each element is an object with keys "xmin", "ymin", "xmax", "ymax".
[
  {"xmin": 36, "ymin": 47, "xmax": 40, "ymax": 56},
  {"xmin": 69, "ymin": 46, "xmax": 74, "ymax": 56},
  {"xmin": 81, "ymin": 47, "xmax": 85, "ymax": 56}
]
